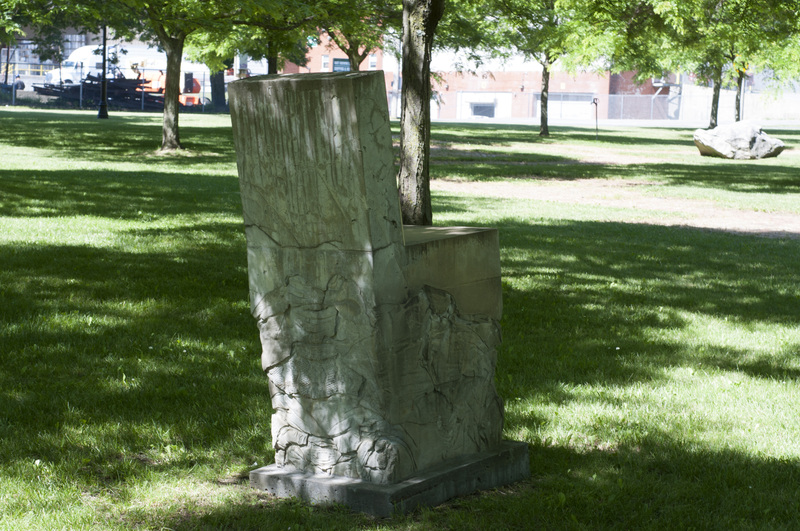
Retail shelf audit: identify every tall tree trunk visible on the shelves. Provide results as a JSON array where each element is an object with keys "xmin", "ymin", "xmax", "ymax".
[
  {"xmin": 210, "ymin": 70, "xmax": 226, "ymax": 110},
  {"xmin": 398, "ymin": 0, "xmax": 445, "ymax": 226},
  {"xmin": 152, "ymin": 22, "xmax": 186, "ymax": 151},
  {"xmin": 709, "ymin": 66, "xmax": 722, "ymax": 129},
  {"xmin": 540, "ymin": 60, "xmax": 550, "ymax": 137},
  {"xmin": 735, "ymin": 70, "xmax": 745, "ymax": 122},
  {"xmin": 345, "ymin": 39, "xmax": 366, "ymax": 71},
  {"xmin": 267, "ymin": 40, "xmax": 278, "ymax": 75}
]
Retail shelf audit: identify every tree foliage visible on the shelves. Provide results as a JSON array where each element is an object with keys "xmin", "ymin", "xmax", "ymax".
[
  {"xmin": 8, "ymin": 0, "xmax": 332, "ymax": 149},
  {"xmin": 1, "ymin": 0, "xmax": 102, "ymax": 67},
  {"xmin": 317, "ymin": 0, "xmax": 401, "ymax": 71},
  {"xmin": 486, "ymin": 0, "xmax": 579, "ymax": 136},
  {"xmin": 570, "ymin": 0, "xmax": 800, "ymax": 126},
  {"xmin": 1, "ymin": 1, "xmax": 28, "ymax": 45},
  {"xmin": 647, "ymin": 0, "xmax": 797, "ymax": 125},
  {"xmin": 1, "ymin": 0, "xmax": 27, "ymax": 84}
]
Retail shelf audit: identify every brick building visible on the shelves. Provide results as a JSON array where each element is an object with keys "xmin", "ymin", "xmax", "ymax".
[
  {"xmin": 426, "ymin": 52, "xmax": 679, "ymax": 121},
  {"xmin": 284, "ymin": 40, "xmax": 677, "ymax": 121}
]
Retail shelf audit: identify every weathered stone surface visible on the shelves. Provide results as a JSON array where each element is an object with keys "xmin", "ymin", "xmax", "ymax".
[
  {"xmin": 250, "ymin": 440, "xmax": 531, "ymax": 517},
  {"xmin": 229, "ymin": 72, "xmax": 523, "ymax": 493},
  {"xmin": 404, "ymin": 226, "xmax": 502, "ymax": 320},
  {"xmin": 694, "ymin": 122, "xmax": 785, "ymax": 159}
]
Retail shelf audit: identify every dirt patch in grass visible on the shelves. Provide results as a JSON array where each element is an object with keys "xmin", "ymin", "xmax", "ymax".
[{"xmin": 432, "ymin": 177, "xmax": 800, "ymax": 239}]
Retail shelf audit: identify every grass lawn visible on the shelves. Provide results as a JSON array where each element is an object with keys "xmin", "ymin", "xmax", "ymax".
[{"xmin": 2, "ymin": 108, "xmax": 800, "ymax": 530}]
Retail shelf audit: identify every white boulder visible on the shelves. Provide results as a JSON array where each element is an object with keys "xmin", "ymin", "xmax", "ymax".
[{"xmin": 694, "ymin": 122, "xmax": 785, "ymax": 159}]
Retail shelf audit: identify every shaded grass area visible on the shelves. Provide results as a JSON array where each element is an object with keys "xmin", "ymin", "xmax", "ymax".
[
  {"xmin": 0, "ymin": 108, "xmax": 235, "ymax": 164},
  {"xmin": 2, "ymin": 109, "xmax": 800, "ymax": 529},
  {"xmin": 428, "ymin": 122, "xmax": 697, "ymax": 146},
  {"xmin": 0, "ymin": 170, "xmax": 240, "ymax": 220}
]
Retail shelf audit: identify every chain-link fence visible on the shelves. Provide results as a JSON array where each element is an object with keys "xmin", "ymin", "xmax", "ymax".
[
  {"xmin": 1, "ymin": 62, "xmax": 213, "ymax": 111},
  {"xmin": 431, "ymin": 88, "xmax": 800, "ymax": 124}
]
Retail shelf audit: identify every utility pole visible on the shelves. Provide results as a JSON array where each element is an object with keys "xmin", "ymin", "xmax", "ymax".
[{"xmin": 98, "ymin": 26, "xmax": 109, "ymax": 119}]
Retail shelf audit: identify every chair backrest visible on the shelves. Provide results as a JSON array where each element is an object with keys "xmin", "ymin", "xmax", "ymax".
[
  {"xmin": 228, "ymin": 71, "xmax": 509, "ymax": 489},
  {"xmin": 229, "ymin": 72, "xmax": 404, "ymax": 255}
]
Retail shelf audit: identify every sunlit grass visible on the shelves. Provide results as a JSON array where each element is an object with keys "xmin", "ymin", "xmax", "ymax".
[
  {"xmin": 2, "ymin": 109, "xmax": 800, "ymax": 529},
  {"xmin": 428, "ymin": 124, "xmax": 800, "ymax": 528}
]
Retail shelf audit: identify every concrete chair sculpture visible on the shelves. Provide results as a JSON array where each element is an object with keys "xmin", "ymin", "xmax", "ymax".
[{"xmin": 229, "ymin": 71, "xmax": 528, "ymax": 516}]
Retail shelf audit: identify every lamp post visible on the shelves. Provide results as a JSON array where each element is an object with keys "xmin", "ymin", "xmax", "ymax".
[{"xmin": 97, "ymin": 25, "xmax": 109, "ymax": 119}]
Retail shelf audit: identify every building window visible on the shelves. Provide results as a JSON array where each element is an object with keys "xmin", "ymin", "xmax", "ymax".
[
  {"xmin": 471, "ymin": 102, "xmax": 495, "ymax": 118},
  {"xmin": 63, "ymin": 34, "xmax": 85, "ymax": 58},
  {"xmin": 368, "ymin": 54, "xmax": 377, "ymax": 70},
  {"xmin": 321, "ymin": 55, "xmax": 329, "ymax": 71}
]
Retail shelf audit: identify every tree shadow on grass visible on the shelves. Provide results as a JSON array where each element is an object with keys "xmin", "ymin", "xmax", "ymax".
[
  {"xmin": 136, "ymin": 433, "xmax": 800, "ymax": 529},
  {"xmin": 428, "ymin": 122, "xmax": 699, "ymax": 147},
  {"xmin": 0, "ymin": 220, "xmax": 271, "ymax": 496},
  {"xmin": 495, "ymin": 218, "xmax": 800, "ymax": 394},
  {"xmin": 0, "ymin": 169, "xmax": 241, "ymax": 219},
  {"xmin": 0, "ymin": 109, "xmax": 235, "ymax": 163},
  {"xmin": 431, "ymin": 160, "xmax": 618, "ymax": 181},
  {"xmin": 431, "ymin": 145, "xmax": 576, "ymax": 165},
  {"xmin": 761, "ymin": 128, "xmax": 800, "ymax": 142},
  {"xmin": 108, "ymin": 216, "xmax": 800, "ymax": 529},
  {"xmin": 642, "ymin": 160, "xmax": 800, "ymax": 193},
  {"xmin": 424, "ymin": 120, "xmax": 800, "ymax": 192},
  {"xmin": 430, "ymin": 152, "xmax": 800, "ymax": 192},
  {"xmin": 441, "ymin": 191, "xmax": 800, "ymax": 400},
  {"xmin": 4, "ymin": 167, "xmax": 800, "ymax": 528}
]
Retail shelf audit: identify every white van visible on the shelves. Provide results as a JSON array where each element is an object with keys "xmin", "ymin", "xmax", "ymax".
[{"xmin": 45, "ymin": 45, "xmax": 106, "ymax": 84}]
